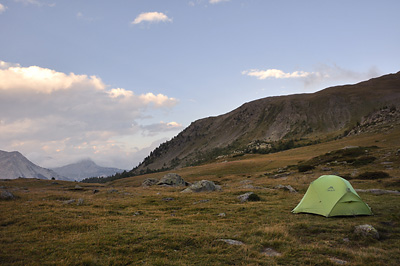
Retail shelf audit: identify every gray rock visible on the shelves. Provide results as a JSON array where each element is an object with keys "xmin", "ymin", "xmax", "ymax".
[
  {"xmin": 77, "ymin": 198, "xmax": 84, "ymax": 206},
  {"xmin": 218, "ymin": 212, "xmax": 226, "ymax": 217},
  {"xmin": 63, "ymin": 199, "xmax": 76, "ymax": 205},
  {"xmin": 237, "ymin": 192, "xmax": 260, "ymax": 202},
  {"xmin": 354, "ymin": 224, "xmax": 380, "ymax": 239},
  {"xmin": 261, "ymin": 248, "xmax": 281, "ymax": 257},
  {"xmin": 0, "ymin": 190, "xmax": 16, "ymax": 200},
  {"xmin": 181, "ymin": 180, "xmax": 221, "ymax": 193},
  {"xmin": 274, "ymin": 184, "xmax": 297, "ymax": 193},
  {"xmin": 193, "ymin": 199, "xmax": 211, "ymax": 204},
  {"xmin": 74, "ymin": 185, "xmax": 83, "ymax": 190},
  {"xmin": 93, "ymin": 189, "xmax": 100, "ymax": 194},
  {"xmin": 329, "ymin": 257, "xmax": 348, "ymax": 265},
  {"xmin": 216, "ymin": 239, "xmax": 244, "ymax": 245},
  {"xmin": 162, "ymin": 197, "xmax": 175, "ymax": 201},
  {"xmin": 157, "ymin": 173, "xmax": 188, "ymax": 187},
  {"xmin": 142, "ymin": 178, "xmax": 159, "ymax": 187}
]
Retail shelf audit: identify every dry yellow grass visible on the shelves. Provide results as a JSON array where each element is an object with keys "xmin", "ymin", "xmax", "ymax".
[{"xmin": 1, "ymin": 128, "xmax": 400, "ymax": 265}]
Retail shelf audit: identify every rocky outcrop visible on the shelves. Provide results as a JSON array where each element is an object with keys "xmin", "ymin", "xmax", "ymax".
[
  {"xmin": 354, "ymin": 224, "xmax": 380, "ymax": 239},
  {"xmin": 181, "ymin": 180, "xmax": 221, "ymax": 193},
  {"xmin": 157, "ymin": 173, "xmax": 189, "ymax": 187}
]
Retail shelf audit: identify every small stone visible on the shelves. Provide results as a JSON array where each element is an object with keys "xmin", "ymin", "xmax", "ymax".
[
  {"xmin": 329, "ymin": 257, "xmax": 348, "ymax": 265},
  {"xmin": 217, "ymin": 239, "xmax": 244, "ymax": 245},
  {"xmin": 274, "ymin": 184, "xmax": 297, "ymax": 193},
  {"xmin": 74, "ymin": 185, "xmax": 83, "ymax": 190},
  {"xmin": 218, "ymin": 212, "xmax": 226, "ymax": 217},
  {"xmin": 354, "ymin": 224, "xmax": 380, "ymax": 239},
  {"xmin": 63, "ymin": 199, "xmax": 76, "ymax": 205},
  {"xmin": 77, "ymin": 198, "xmax": 84, "ymax": 206},
  {"xmin": 93, "ymin": 189, "xmax": 99, "ymax": 194},
  {"xmin": 162, "ymin": 197, "xmax": 175, "ymax": 201},
  {"xmin": 261, "ymin": 248, "xmax": 281, "ymax": 257}
]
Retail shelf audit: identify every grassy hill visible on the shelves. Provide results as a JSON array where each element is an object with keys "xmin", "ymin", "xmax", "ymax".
[
  {"xmin": 131, "ymin": 72, "xmax": 400, "ymax": 174},
  {"xmin": 1, "ymin": 123, "xmax": 399, "ymax": 265}
]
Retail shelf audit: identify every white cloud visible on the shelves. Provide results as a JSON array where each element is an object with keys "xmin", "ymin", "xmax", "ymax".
[
  {"xmin": 131, "ymin": 12, "xmax": 172, "ymax": 25},
  {"xmin": 142, "ymin": 121, "xmax": 184, "ymax": 136},
  {"xmin": 14, "ymin": 0, "xmax": 52, "ymax": 6},
  {"xmin": 0, "ymin": 4, "xmax": 7, "ymax": 13},
  {"xmin": 209, "ymin": 0, "xmax": 230, "ymax": 4},
  {"xmin": 0, "ymin": 60, "xmax": 181, "ymax": 169},
  {"xmin": 302, "ymin": 64, "xmax": 380, "ymax": 88},
  {"xmin": 242, "ymin": 69, "xmax": 311, "ymax": 80},
  {"xmin": 242, "ymin": 64, "xmax": 380, "ymax": 90}
]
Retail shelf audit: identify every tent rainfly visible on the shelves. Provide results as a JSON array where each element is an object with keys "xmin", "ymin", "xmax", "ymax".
[{"xmin": 292, "ymin": 175, "xmax": 372, "ymax": 217}]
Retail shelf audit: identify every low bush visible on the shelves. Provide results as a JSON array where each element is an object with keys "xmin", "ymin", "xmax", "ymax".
[{"xmin": 356, "ymin": 171, "xmax": 390, "ymax": 180}]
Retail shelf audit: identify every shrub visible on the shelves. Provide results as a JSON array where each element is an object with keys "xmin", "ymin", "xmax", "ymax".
[
  {"xmin": 356, "ymin": 171, "xmax": 390, "ymax": 180},
  {"xmin": 298, "ymin": 164, "xmax": 315, "ymax": 172},
  {"xmin": 247, "ymin": 193, "xmax": 261, "ymax": 201}
]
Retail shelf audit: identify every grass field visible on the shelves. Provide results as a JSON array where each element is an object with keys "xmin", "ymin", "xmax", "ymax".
[{"xmin": 1, "ymin": 129, "xmax": 400, "ymax": 265}]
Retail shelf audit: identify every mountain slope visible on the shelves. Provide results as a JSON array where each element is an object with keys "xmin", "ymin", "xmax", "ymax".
[
  {"xmin": 51, "ymin": 159, "xmax": 124, "ymax": 181},
  {"xmin": 131, "ymin": 72, "xmax": 400, "ymax": 174},
  {"xmin": 0, "ymin": 150, "xmax": 67, "ymax": 180}
]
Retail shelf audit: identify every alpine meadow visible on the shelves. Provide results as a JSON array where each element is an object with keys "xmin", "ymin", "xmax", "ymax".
[{"xmin": 1, "ymin": 1, "xmax": 400, "ymax": 266}]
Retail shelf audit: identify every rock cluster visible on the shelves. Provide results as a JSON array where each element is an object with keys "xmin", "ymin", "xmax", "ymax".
[{"xmin": 181, "ymin": 180, "xmax": 221, "ymax": 193}]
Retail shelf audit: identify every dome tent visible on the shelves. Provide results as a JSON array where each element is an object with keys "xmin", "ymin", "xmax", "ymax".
[{"xmin": 292, "ymin": 175, "xmax": 372, "ymax": 217}]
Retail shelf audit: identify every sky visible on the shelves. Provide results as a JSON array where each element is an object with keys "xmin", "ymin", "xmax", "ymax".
[{"xmin": 0, "ymin": 0, "xmax": 399, "ymax": 170}]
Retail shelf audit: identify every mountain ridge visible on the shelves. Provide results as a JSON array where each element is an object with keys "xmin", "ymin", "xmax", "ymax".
[
  {"xmin": 0, "ymin": 150, "xmax": 67, "ymax": 180},
  {"xmin": 131, "ymin": 72, "xmax": 400, "ymax": 174},
  {"xmin": 51, "ymin": 159, "xmax": 124, "ymax": 181}
]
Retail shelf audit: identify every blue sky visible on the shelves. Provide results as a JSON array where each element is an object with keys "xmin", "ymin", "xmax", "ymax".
[{"xmin": 0, "ymin": 0, "xmax": 399, "ymax": 169}]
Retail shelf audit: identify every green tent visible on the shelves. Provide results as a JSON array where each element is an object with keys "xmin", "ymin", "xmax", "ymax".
[{"xmin": 292, "ymin": 175, "xmax": 372, "ymax": 217}]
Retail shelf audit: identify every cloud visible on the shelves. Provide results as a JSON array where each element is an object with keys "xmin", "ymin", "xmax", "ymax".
[
  {"xmin": 209, "ymin": 0, "xmax": 230, "ymax": 4},
  {"xmin": 142, "ymin": 121, "xmax": 184, "ymax": 136},
  {"xmin": 131, "ymin": 12, "xmax": 172, "ymax": 25},
  {"xmin": 0, "ymin": 60, "xmax": 180, "ymax": 169},
  {"xmin": 242, "ymin": 69, "xmax": 311, "ymax": 80},
  {"xmin": 0, "ymin": 4, "xmax": 7, "ymax": 13},
  {"xmin": 302, "ymin": 64, "xmax": 380, "ymax": 88},
  {"xmin": 242, "ymin": 64, "xmax": 380, "ymax": 89},
  {"xmin": 14, "ymin": 0, "xmax": 54, "ymax": 7}
]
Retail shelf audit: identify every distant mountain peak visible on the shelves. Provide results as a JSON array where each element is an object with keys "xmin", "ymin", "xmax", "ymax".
[
  {"xmin": 51, "ymin": 159, "xmax": 124, "ymax": 181},
  {"xmin": 0, "ymin": 150, "xmax": 67, "ymax": 180}
]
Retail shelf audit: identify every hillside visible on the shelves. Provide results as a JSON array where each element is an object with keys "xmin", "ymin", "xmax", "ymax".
[
  {"xmin": 0, "ymin": 150, "xmax": 67, "ymax": 180},
  {"xmin": 133, "ymin": 72, "xmax": 400, "ymax": 174},
  {"xmin": 51, "ymin": 159, "xmax": 124, "ymax": 181}
]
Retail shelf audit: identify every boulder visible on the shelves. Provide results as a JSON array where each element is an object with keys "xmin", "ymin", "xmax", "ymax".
[
  {"xmin": 354, "ymin": 224, "xmax": 380, "ymax": 239},
  {"xmin": 237, "ymin": 192, "xmax": 260, "ymax": 202},
  {"xmin": 274, "ymin": 184, "xmax": 297, "ymax": 193},
  {"xmin": 157, "ymin": 173, "xmax": 188, "ymax": 187},
  {"xmin": 142, "ymin": 178, "xmax": 159, "ymax": 187},
  {"xmin": 181, "ymin": 180, "xmax": 221, "ymax": 193},
  {"xmin": 0, "ymin": 190, "xmax": 16, "ymax": 200}
]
